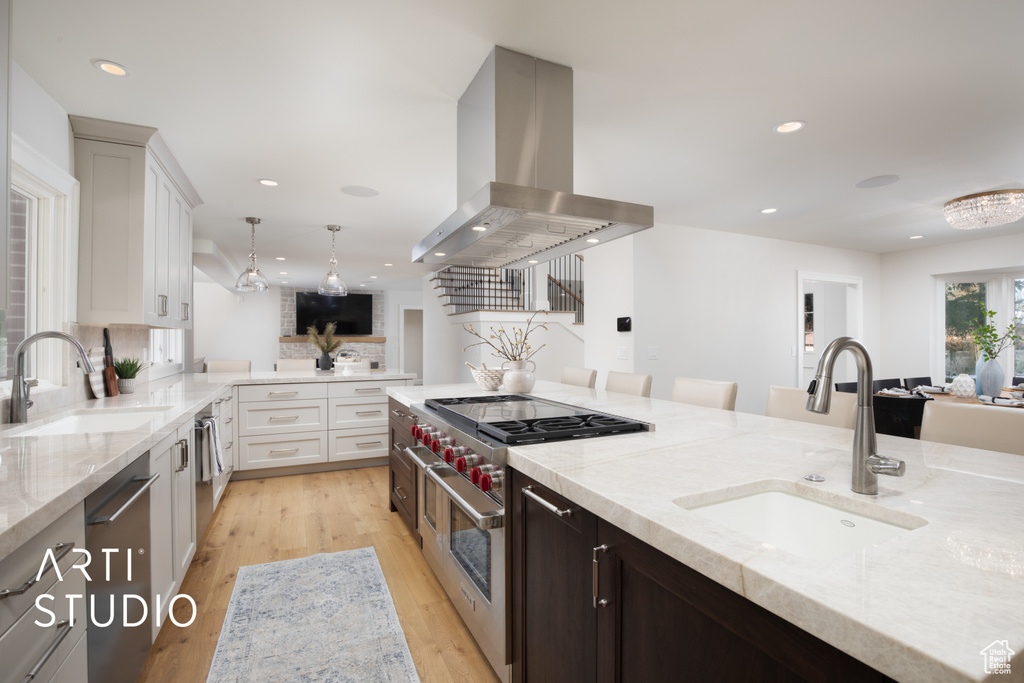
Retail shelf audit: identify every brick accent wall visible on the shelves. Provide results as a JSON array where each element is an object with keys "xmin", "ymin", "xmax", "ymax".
[
  {"xmin": 279, "ymin": 287, "xmax": 387, "ymax": 368},
  {"xmin": 4, "ymin": 191, "xmax": 29, "ymax": 378}
]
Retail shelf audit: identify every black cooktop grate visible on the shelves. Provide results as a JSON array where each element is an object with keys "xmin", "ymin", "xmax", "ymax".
[{"xmin": 479, "ymin": 414, "xmax": 647, "ymax": 444}]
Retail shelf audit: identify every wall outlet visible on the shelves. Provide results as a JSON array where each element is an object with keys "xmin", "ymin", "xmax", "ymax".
[
  {"xmin": 647, "ymin": 346, "xmax": 658, "ymax": 360},
  {"xmin": 616, "ymin": 347, "xmax": 628, "ymax": 360}
]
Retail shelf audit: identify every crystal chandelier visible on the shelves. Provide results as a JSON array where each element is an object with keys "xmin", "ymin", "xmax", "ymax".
[
  {"xmin": 943, "ymin": 190, "xmax": 1024, "ymax": 230},
  {"xmin": 235, "ymin": 217, "xmax": 270, "ymax": 292},
  {"xmin": 318, "ymin": 225, "xmax": 348, "ymax": 296}
]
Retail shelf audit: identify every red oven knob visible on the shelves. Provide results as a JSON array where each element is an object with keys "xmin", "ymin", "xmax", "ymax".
[
  {"xmin": 479, "ymin": 474, "xmax": 493, "ymax": 492},
  {"xmin": 455, "ymin": 456, "xmax": 468, "ymax": 473},
  {"xmin": 443, "ymin": 446, "xmax": 454, "ymax": 463},
  {"xmin": 470, "ymin": 467, "xmax": 482, "ymax": 484},
  {"xmin": 411, "ymin": 425, "xmax": 421, "ymax": 438}
]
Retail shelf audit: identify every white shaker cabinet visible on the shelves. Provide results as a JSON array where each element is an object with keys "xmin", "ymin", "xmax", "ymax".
[
  {"xmin": 148, "ymin": 431, "xmax": 176, "ymax": 641},
  {"xmin": 71, "ymin": 116, "xmax": 201, "ymax": 328},
  {"xmin": 171, "ymin": 422, "xmax": 197, "ymax": 584}
]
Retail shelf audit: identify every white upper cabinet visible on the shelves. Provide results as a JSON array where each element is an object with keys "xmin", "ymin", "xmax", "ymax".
[{"xmin": 72, "ymin": 116, "xmax": 202, "ymax": 328}]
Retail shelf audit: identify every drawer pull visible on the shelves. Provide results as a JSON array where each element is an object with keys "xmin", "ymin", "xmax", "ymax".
[
  {"xmin": 225, "ymin": 395, "xmax": 233, "ymax": 402},
  {"xmin": 23, "ymin": 619, "xmax": 73, "ymax": 680},
  {"xmin": 215, "ymin": 398, "xmax": 224, "ymax": 405},
  {"xmin": 268, "ymin": 415, "xmax": 300, "ymax": 422},
  {"xmin": 356, "ymin": 410, "xmax": 382, "ymax": 416},
  {"xmin": 356, "ymin": 441, "xmax": 383, "ymax": 447},
  {"xmin": 391, "ymin": 409, "xmax": 407, "ymax": 419},
  {"xmin": 0, "ymin": 541, "xmax": 75, "ymax": 600},
  {"xmin": 395, "ymin": 485, "xmax": 408, "ymax": 500},
  {"xmin": 225, "ymin": 441, "xmax": 233, "ymax": 449},
  {"xmin": 225, "ymin": 417, "xmax": 233, "ymax": 424},
  {"xmin": 268, "ymin": 390, "xmax": 299, "ymax": 397},
  {"xmin": 522, "ymin": 485, "xmax": 573, "ymax": 517},
  {"xmin": 355, "ymin": 387, "xmax": 381, "ymax": 393},
  {"xmin": 269, "ymin": 448, "xmax": 300, "ymax": 455}
]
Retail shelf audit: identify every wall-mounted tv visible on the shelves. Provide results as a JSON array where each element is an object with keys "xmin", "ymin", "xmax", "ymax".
[{"xmin": 296, "ymin": 292, "xmax": 373, "ymax": 336}]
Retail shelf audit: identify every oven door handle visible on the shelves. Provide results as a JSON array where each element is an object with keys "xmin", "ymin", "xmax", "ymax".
[
  {"xmin": 425, "ymin": 465, "xmax": 504, "ymax": 530},
  {"xmin": 404, "ymin": 445, "xmax": 443, "ymax": 472}
]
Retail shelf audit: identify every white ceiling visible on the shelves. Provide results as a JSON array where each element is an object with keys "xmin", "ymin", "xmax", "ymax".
[{"xmin": 12, "ymin": 0, "xmax": 1024, "ymax": 291}]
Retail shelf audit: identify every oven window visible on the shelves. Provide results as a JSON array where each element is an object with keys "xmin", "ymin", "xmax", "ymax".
[
  {"xmin": 423, "ymin": 475, "xmax": 437, "ymax": 531},
  {"xmin": 450, "ymin": 505, "xmax": 491, "ymax": 602}
]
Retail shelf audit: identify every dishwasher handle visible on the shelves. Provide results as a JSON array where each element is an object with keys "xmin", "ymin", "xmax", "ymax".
[{"xmin": 87, "ymin": 473, "xmax": 160, "ymax": 525}]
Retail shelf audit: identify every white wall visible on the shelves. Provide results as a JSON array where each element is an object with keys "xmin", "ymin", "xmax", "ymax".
[
  {"xmin": 878, "ymin": 231, "xmax": 1024, "ymax": 382},
  {"xmin": 582, "ymin": 236, "xmax": 637, "ymax": 388},
  {"xmin": 386, "ymin": 289, "xmax": 422, "ymax": 371},
  {"xmin": 11, "ymin": 62, "xmax": 71, "ymax": 174},
  {"xmin": 402, "ymin": 308, "xmax": 423, "ymax": 380},
  {"xmin": 632, "ymin": 224, "xmax": 882, "ymax": 414},
  {"xmin": 193, "ymin": 281, "xmax": 280, "ymax": 371}
]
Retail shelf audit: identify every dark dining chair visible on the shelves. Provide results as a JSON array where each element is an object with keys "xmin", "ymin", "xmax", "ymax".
[
  {"xmin": 872, "ymin": 378, "xmax": 903, "ymax": 393},
  {"xmin": 903, "ymin": 376, "xmax": 932, "ymax": 390},
  {"xmin": 835, "ymin": 381, "xmax": 858, "ymax": 393},
  {"xmin": 1014, "ymin": 375, "xmax": 1024, "ymax": 387}
]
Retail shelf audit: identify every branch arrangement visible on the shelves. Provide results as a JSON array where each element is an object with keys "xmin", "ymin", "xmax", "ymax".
[
  {"xmin": 973, "ymin": 309, "xmax": 1024, "ymax": 361},
  {"xmin": 307, "ymin": 322, "xmax": 343, "ymax": 354},
  {"xmin": 463, "ymin": 311, "xmax": 548, "ymax": 362}
]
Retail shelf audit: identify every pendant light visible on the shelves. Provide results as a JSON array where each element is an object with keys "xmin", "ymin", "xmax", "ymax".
[
  {"xmin": 318, "ymin": 224, "xmax": 348, "ymax": 296},
  {"xmin": 235, "ymin": 216, "xmax": 270, "ymax": 292}
]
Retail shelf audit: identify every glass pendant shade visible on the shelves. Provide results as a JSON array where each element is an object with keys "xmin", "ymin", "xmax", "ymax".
[
  {"xmin": 236, "ymin": 217, "xmax": 270, "ymax": 292},
  {"xmin": 318, "ymin": 225, "xmax": 348, "ymax": 296},
  {"xmin": 943, "ymin": 190, "xmax": 1024, "ymax": 230}
]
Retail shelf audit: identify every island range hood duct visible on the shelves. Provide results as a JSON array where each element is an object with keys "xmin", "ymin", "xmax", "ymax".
[{"xmin": 412, "ymin": 47, "xmax": 654, "ymax": 270}]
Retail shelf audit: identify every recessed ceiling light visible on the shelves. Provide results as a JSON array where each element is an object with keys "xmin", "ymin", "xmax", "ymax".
[
  {"xmin": 92, "ymin": 59, "xmax": 130, "ymax": 77},
  {"xmin": 359, "ymin": 283, "xmax": 366, "ymax": 287},
  {"xmin": 370, "ymin": 275, "xmax": 378, "ymax": 279},
  {"xmin": 586, "ymin": 238, "xmax": 600, "ymax": 244},
  {"xmin": 340, "ymin": 185, "xmax": 380, "ymax": 197},
  {"xmin": 471, "ymin": 223, "xmax": 489, "ymax": 232},
  {"xmin": 384, "ymin": 263, "xmax": 393, "ymax": 267},
  {"xmin": 279, "ymin": 272, "xmax": 288, "ymax": 275},
  {"xmin": 258, "ymin": 179, "xmax": 279, "ymax": 187},
  {"xmin": 275, "ymin": 257, "xmax": 286, "ymax": 261},
  {"xmin": 909, "ymin": 235, "xmax": 925, "ymax": 240},
  {"xmin": 527, "ymin": 260, "xmax": 539, "ymax": 264},
  {"xmin": 774, "ymin": 121, "xmax": 806, "ymax": 134},
  {"xmin": 281, "ymin": 281, "xmax": 288, "ymax": 284},
  {"xmin": 854, "ymin": 175, "xmax": 900, "ymax": 189},
  {"xmin": 761, "ymin": 208, "xmax": 778, "ymax": 214},
  {"xmin": 434, "ymin": 252, "xmax": 446, "ymax": 256}
]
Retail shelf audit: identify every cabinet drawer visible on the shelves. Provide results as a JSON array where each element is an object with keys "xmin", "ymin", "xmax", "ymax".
[
  {"xmin": 389, "ymin": 457, "xmax": 416, "ymax": 523},
  {"xmin": 0, "ymin": 505, "xmax": 85, "ymax": 638},
  {"xmin": 328, "ymin": 380, "xmax": 405, "ymax": 399},
  {"xmin": 0, "ymin": 566, "xmax": 87, "ymax": 683},
  {"xmin": 330, "ymin": 427, "xmax": 388, "ymax": 463},
  {"xmin": 48, "ymin": 623, "xmax": 88, "ymax": 683},
  {"xmin": 329, "ymin": 398, "xmax": 387, "ymax": 430},
  {"xmin": 238, "ymin": 399, "xmax": 328, "ymax": 436},
  {"xmin": 238, "ymin": 433, "xmax": 328, "ymax": 470},
  {"xmin": 238, "ymin": 382, "xmax": 328, "ymax": 403},
  {"xmin": 389, "ymin": 440, "xmax": 416, "ymax": 483}
]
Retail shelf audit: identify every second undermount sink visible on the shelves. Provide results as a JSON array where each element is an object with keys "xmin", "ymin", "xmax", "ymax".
[
  {"xmin": 16, "ymin": 407, "xmax": 175, "ymax": 436},
  {"xmin": 676, "ymin": 481, "xmax": 927, "ymax": 561}
]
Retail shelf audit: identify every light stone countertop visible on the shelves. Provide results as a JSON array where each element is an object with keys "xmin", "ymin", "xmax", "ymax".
[
  {"xmin": 0, "ymin": 370, "xmax": 416, "ymax": 559},
  {"xmin": 389, "ymin": 381, "xmax": 1024, "ymax": 683}
]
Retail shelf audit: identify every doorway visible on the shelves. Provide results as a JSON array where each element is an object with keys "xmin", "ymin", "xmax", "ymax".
[
  {"xmin": 400, "ymin": 306, "xmax": 423, "ymax": 384},
  {"xmin": 796, "ymin": 272, "xmax": 863, "ymax": 389}
]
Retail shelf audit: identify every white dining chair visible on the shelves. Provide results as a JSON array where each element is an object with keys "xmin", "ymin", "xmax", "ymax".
[
  {"xmin": 605, "ymin": 371, "xmax": 653, "ymax": 398},
  {"xmin": 206, "ymin": 359, "xmax": 252, "ymax": 373},
  {"xmin": 276, "ymin": 359, "xmax": 313, "ymax": 371},
  {"xmin": 764, "ymin": 386, "xmax": 856, "ymax": 429},
  {"xmin": 562, "ymin": 366, "xmax": 598, "ymax": 389},
  {"xmin": 670, "ymin": 378, "xmax": 738, "ymax": 411},
  {"xmin": 920, "ymin": 401, "xmax": 1024, "ymax": 456}
]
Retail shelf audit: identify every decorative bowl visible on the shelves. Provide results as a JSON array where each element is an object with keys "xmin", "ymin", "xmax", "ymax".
[{"xmin": 471, "ymin": 368, "xmax": 506, "ymax": 391}]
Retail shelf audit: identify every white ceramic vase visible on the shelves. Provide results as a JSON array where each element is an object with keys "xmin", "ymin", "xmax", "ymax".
[
  {"xmin": 501, "ymin": 360, "xmax": 536, "ymax": 393},
  {"xmin": 950, "ymin": 373, "xmax": 975, "ymax": 398},
  {"xmin": 977, "ymin": 359, "xmax": 1004, "ymax": 397}
]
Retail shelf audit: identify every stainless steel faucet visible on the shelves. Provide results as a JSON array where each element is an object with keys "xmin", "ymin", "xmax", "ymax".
[
  {"xmin": 10, "ymin": 331, "xmax": 96, "ymax": 424},
  {"xmin": 805, "ymin": 336, "xmax": 905, "ymax": 495}
]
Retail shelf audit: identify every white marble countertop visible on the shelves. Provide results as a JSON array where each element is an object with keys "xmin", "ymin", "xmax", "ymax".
[
  {"xmin": 0, "ymin": 370, "xmax": 416, "ymax": 559},
  {"xmin": 389, "ymin": 381, "xmax": 1024, "ymax": 683}
]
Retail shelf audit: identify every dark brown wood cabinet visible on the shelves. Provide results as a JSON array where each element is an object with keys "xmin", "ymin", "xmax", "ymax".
[
  {"xmin": 388, "ymin": 398, "xmax": 418, "ymax": 538},
  {"xmin": 511, "ymin": 470, "xmax": 891, "ymax": 683}
]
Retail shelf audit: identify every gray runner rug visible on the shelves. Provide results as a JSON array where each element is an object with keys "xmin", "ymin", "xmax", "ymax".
[{"xmin": 207, "ymin": 547, "xmax": 419, "ymax": 682}]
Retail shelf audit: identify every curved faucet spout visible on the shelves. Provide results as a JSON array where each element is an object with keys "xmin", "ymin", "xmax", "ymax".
[
  {"xmin": 804, "ymin": 336, "xmax": 905, "ymax": 495},
  {"xmin": 10, "ymin": 331, "xmax": 96, "ymax": 424}
]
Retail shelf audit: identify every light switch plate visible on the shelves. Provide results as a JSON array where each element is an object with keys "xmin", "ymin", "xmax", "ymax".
[
  {"xmin": 616, "ymin": 347, "xmax": 628, "ymax": 360},
  {"xmin": 647, "ymin": 346, "xmax": 658, "ymax": 360}
]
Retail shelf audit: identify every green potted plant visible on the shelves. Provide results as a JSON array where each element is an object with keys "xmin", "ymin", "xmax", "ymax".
[
  {"xmin": 113, "ymin": 357, "xmax": 143, "ymax": 394},
  {"xmin": 307, "ymin": 322, "xmax": 343, "ymax": 370},
  {"xmin": 972, "ymin": 309, "xmax": 1023, "ymax": 396}
]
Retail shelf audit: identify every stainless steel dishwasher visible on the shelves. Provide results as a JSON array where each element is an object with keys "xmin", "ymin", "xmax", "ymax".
[{"xmin": 85, "ymin": 450, "xmax": 158, "ymax": 683}]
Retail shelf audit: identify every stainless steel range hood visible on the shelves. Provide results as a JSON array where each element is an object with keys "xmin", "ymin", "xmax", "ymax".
[{"xmin": 412, "ymin": 47, "xmax": 654, "ymax": 270}]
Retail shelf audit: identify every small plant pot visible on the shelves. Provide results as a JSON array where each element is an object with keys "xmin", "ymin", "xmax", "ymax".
[{"xmin": 117, "ymin": 378, "xmax": 137, "ymax": 394}]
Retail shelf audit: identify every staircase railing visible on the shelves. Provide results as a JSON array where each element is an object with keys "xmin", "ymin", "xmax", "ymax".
[
  {"xmin": 431, "ymin": 265, "xmax": 532, "ymax": 315},
  {"xmin": 547, "ymin": 254, "xmax": 584, "ymax": 323}
]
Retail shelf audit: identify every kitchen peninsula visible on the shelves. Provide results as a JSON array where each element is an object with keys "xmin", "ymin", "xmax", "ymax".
[{"xmin": 389, "ymin": 381, "xmax": 1024, "ymax": 683}]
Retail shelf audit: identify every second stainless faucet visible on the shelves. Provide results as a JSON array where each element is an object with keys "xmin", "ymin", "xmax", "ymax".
[{"xmin": 805, "ymin": 337, "xmax": 905, "ymax": 495}]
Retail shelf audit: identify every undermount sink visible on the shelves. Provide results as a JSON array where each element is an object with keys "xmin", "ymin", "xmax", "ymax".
[
  {"xmin": 676, "ymin": 481, "xmax": 927, "ymax": 561},
  {"xmin": 16, "ymin": 407, "xmax": 175, "ymax": 436}
]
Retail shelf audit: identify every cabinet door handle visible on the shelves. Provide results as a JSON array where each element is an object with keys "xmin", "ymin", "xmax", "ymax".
[
  {"xmin": 183, "ymin": 439, "xmax": 189, "ymax": 469},
  {"xmin": 356, "ymin": 440, "xmax": 382, "ymax": 447},
  {"xmin": 0, "ymin": 542, "xmax": 75, "ymax": 600},
  {"xmin": 174, "ymin": 439, "xmax": 186, "ymax": 472},
  {"xmin": 593, "ymin": 544, "xmax": 609, "ymax": 608},
  {"xmin": 22, "ymin": 619, "xmax": 73, "ymax": 680},
  {"xmin": 268, "ymin": 390, "xmax": 299, "ymax": 397},
  {"xmin": 158, "ymin": 294, "xmax": 168, "ymax": 317},
  {"xmin": 182, "ymin": 302, "xmax": 189, "ymax": 320},
  {"xmin": 522, "ymin": 485, "xmax": 573, "ymax": 517},
  {"xmin": 268, "ymin": 415, "xmax": 299, "ymax": 422},
  {"xmin": 269, "ymin": 448, "xmax": 300, "ymax": 455},
  {"xmin": 356, "ymin": 410, "xmax": 382, "ymax": 416}
]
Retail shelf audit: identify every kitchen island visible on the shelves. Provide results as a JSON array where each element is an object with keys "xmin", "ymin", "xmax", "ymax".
[{"xmin": 389, "ymin": 381, "xmax": 1024, "ymax": 683}]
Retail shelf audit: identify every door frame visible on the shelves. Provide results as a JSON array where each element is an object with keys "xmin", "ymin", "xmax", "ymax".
[
  {"xmin": 398, "ymin": 304, "xmax": 424, "ymax": 380},
  {"xmin": 796, "ymin": 271, "xmax": 863, "ymax": 389}
]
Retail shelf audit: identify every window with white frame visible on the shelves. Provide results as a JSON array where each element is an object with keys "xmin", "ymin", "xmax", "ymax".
[{"xmin": 942, "ymin": 272, "xmax": 1023, "ymax": 382}]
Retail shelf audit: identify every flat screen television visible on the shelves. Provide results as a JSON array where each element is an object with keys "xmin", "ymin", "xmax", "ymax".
[{"xmin": 296, "ymin": 292, "xmax": 373, "ymax": 336}]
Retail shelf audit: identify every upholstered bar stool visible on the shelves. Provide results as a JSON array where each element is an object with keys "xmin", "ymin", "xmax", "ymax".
[
  {"xmin": 920, "ymin": 401, "xmax": 1024, "ymax": 456},
  {"xmin": 605, "ymin": 371, "xmax": 653, "ymax": 398},
  {"xmin": 277, "ymin": 359, "xmax": 313, "ymax": 371},
  {"xmin": 670, "ymin": 378, "xmax": 738, "ymax": 411},
  {"xmin": 561, "ymin": 366, "xmax": 598, "ymax": 389},
  {"xmin": 765, "ymin": 386, "xmax": 856, "ymax": 429}
]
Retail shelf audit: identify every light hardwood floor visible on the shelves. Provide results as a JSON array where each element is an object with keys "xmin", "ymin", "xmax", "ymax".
[{"xmin": 138, "ymin": 466, "xmax": 500, "ymax": 682}]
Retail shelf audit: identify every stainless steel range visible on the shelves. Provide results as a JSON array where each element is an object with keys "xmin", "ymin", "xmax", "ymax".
[{"xmin": 402, "ymin": 394, "xmax": 650, "ymax": 682}]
